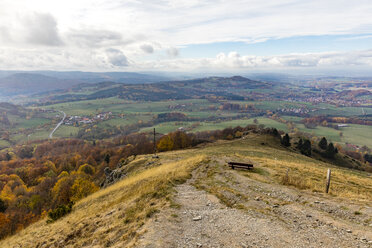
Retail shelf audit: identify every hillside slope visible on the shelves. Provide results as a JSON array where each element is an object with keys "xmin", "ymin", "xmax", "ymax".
[{"xmin": 2, "ymin": 134, "xmax": 372, "ymax": 247}]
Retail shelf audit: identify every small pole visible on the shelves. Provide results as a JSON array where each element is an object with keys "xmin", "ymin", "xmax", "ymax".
[
  {"xmin": 153, "ymin": 128, "xmax": 156, "ymax": 155},
  {"xmin": 325, "ymin": 169, "xmax": 331, "ymax": 193}
]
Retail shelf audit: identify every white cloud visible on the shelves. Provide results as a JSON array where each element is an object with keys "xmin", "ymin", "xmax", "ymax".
[
  {"xmin": 167, "ymin": 47, "xmax": 179, "ymax": 57},
  {"xmin": 1, "ymin": 47, "xmax": 372, "ymax": 72},
  {"xmin": 105, "ymin": 48, "xmax": 129, "ymax": 67},
  {"xmin": 67, "ymin": 29, "xmax": 124, "ymax": 47},
  {"xmin": 140, "ymin": 44, "xmax": 154, "ymax": 54},
  {"xmin": 134, "ymin": 50, "xmax": 372, "ymax": 71},
  {"xmin": 0, "ymin": 0, "xmax": 372, "ymax": 71},
  {"xmin": 22, "ymin": 13, "xmax": 63, "ymax": 46}
]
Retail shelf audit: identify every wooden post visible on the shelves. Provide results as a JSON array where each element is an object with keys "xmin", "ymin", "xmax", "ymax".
[
  {"xmin": 153, "ymin": 128, "xmax": 156, "ymax": 155},
  {"xmin": 325, "ymin": 169, "xmax": 331, "ymax": 193}
]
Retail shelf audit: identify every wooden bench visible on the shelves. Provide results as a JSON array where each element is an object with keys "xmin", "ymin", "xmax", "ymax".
[{"xmin": 227, "ymin": 162, "xmax": 253, "ymax": 170}]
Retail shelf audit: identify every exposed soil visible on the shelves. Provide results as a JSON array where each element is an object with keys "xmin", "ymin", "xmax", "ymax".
[{"xmin": 137, "ymin": 159, "xmax": 372, "ymax": 248}]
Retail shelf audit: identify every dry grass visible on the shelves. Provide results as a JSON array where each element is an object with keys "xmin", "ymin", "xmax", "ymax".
[
  {"xmin": 238, "ymin": 154, "xmax": 372, "ymax": 201},
  {"xmin": 2, "ymin": 134, "xmax": 372, "ymax": 247},
  {"xmin": 198, "ymin": 135, "xmax": 372, "ymax": 202},
  {"xmin": 0, "ymin": 154, "xmax": 207, "ymax": 248}
]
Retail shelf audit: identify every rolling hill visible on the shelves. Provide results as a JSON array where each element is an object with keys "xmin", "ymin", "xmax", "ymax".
[
  {"xmin": 29, "ymin": 76, "xmax": 272, "ymax": 104},
  {"xmin": 0, "ymin": 73, "xmax": 81, "ymax": 95},
  {"xmin": 0, "ymin": 71, "xmax": 172, "ymax": 96}
]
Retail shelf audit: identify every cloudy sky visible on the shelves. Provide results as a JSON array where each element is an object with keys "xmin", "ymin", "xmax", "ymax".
[{"xmin": 1, "ymin": 0, "xmax": 372, "ymax": 73}]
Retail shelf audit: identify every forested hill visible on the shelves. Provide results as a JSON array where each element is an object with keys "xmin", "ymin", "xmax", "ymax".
[{"xmin": 32, "ymin": 76, "xmax": 272, "ymax": 105}]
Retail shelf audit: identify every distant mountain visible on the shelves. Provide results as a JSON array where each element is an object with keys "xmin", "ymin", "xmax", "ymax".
[
  {"xmin": 0, "ymin": 73, "xmax": 82, "ymax": 95},
  {"xmin": 33, "ymin": 76, "xmax": 272, "ymax": 105},
  {"xmin": 0, "ymin": 71, "xmax": 172, "ymax": 96},
  {"xmin": 33, "ymin": 71, "xmax": 171, "ymax": 84}
]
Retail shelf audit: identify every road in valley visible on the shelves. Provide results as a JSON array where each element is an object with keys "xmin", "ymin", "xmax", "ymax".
[{"xmin": 49, "ymin": 110, "xmax": 66, "ymax": 139}]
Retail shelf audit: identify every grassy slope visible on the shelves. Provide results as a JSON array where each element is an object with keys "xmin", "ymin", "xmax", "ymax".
[
  {"xmin": 1, "ymin": 155, "xmax": 207, "ymax": 247},
  {"xmin": 2, "ymin": 134, "xmax": 371, "ymax": 247}
]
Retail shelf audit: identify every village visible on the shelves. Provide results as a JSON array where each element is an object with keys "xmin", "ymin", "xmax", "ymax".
[{"xmin": 63, "ymin": 112, "xmax": 113, "ymax": 126}]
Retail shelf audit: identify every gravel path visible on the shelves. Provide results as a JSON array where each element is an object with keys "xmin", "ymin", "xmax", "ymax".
[
  {"xmin": 137, "ymin": 162, "xmax": 372, "ymax": 248},
  {"xmin": 49, "ymin": 110, "xmax": 66, "ymax": 139}
]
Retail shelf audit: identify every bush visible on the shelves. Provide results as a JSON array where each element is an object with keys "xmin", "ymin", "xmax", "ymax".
[{"xmin": 47, "ymin": 202, "xmax": 73, "ymax": 222}]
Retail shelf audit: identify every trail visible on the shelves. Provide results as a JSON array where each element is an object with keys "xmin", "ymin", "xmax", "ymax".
[
  {"xmin": 49, "ymin": 110, "xmax": 66, "ymax": 139},
  {"xmin": 137, "ymin": 159, "xmax": 372, "ymax": 248}
]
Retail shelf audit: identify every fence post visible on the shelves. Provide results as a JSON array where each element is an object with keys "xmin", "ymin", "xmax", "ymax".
[{"xmin": 325, "ymin": 169, "xmax": 331, "ymax": 193}]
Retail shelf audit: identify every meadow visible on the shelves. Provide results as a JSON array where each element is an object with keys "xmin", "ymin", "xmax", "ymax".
[{"xmin": 1, "ymin": 95, "xmax": 371, "ymax": 151}]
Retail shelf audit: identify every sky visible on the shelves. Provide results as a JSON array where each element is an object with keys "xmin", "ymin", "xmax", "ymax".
[{"xmin": 1, "ymin": 0, "xmax": 372, "ymax": 74}]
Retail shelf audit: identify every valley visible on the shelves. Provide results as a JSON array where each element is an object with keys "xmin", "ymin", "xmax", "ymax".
[
  {"xmin": 0, "ymin": 74, "xmax": 371, "ymax": 245},
  {"xmin": 1, "ymin": 75, "xmax": 371, "ymax": 150}
]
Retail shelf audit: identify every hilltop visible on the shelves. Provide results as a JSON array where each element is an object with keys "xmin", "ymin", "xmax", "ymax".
[{"xmin": 2, "ymin": 134, "xmax": 371, "ymax": 247}]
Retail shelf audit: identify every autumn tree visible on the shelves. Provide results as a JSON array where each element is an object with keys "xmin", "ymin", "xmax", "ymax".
[
  {"xmin": 157, "ymin": 135, "xmax": 174, "ymax": 152},
  {"xmin": 52, "ymin": 176, "xmax": 74, "ymax": 206},
  {"xmin": 78, "ymin": 164, "xmax": 95, "ymax": 176},
  {"xmin": 0, "ymin": 213, "xmax": 10, "ymax": 239},
  {"xmin": 70, "ymin": 177, "xmax": 98, "ymax": 202}
]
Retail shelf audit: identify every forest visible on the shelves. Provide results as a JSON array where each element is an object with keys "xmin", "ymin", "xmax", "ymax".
[{"xmin": 0, "ymin": 125, "xmax": 261, "ymax": 238}]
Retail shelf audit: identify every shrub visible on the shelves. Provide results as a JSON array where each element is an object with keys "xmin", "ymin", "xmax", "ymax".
[{"xmin": 47, "ymin": 202, "xmax": 73, "ymax": 222}]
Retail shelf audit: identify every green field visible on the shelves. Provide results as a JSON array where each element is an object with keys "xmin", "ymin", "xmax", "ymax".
[
  {"xmin": 191, "ymin": 118, "xmax": 289, "ymax": 133},
  {"xmin": 140, "ymin": 117, "xmax": 290, "ymax": 134},
  {"xmin": 97, "ymin": 115, "xmax": 153, "ymax": 128},
  {"xmin": 6, "ymin": 114, "xmax": 51, "ymax": 129},
  {"xmin": 12, "ymin": 130, "xmax": 51, "ymax": 143},
  {"xmin": 0, "ymin": 139, "xmax": 11, "ymax": 149},
  {"xmin": 281, "ymin": 115, "xmax": 372, "ymax": 148},
  {"xmin": 54, "ymin": 125, "xmax": 80, "ymax": 138},
  {"xmin": 44, "ymin": 97, "xmax": 372, "ymax": 149},
  {"xmin": 140, "ymin": 122, "xmax": 189, "ymax": 134},
  {"xmin": 1, "ymin": 93, "xmax": 371, "ymax": 150},
  {"xmin": 44, "ymin": 98, "xmax": 213, "ymax": 116},
  {"xmin": 340, "ymin": 124, "xmax": 372, "ymax": 148}
]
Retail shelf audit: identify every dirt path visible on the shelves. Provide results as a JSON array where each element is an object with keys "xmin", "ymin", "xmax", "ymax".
[
  {"xmin": 49, "ymin": 110, "xmax": 66, "ymax": 138},
  {"xmin": 137, "ymin": 161, "xmax": 372, "ymax": 248}
]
